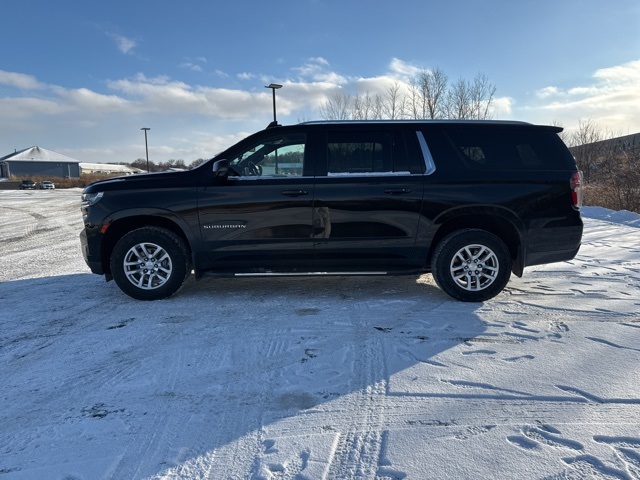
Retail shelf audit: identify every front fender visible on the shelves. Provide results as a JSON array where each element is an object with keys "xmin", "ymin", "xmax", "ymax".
[{"xmin": 95, "ymin": 207, "xmax": 201, "ymax": 276}]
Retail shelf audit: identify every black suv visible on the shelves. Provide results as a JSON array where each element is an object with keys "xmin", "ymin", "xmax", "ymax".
[{"xmin": 80, "ymin": 120, "xmax": 583, "ymax": 302}]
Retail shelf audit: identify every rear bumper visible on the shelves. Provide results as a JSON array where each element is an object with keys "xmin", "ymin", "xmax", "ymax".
[
  {"xmin": 523, "ymin": 222, "xmax": 583, "ymax": 268},
  {"xmin": 525, "ymin": 244, "xmax": 581, "ymax": 267}
]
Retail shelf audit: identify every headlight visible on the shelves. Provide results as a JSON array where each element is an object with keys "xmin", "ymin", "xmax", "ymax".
[{"xmin": 81, "ymin": 191, "xmax": 104, "ymax": 206}]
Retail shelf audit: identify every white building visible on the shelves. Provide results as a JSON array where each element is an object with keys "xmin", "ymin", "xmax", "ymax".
[
  {"xmin": 0, "ymin": 146, "xmax": 81, "ymax": 178},
  {"xmin": 79, "ymin": 163, "xmax": 144, "ymax": 175}
]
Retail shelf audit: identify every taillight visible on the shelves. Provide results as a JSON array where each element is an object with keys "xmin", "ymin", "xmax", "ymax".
[{"xmin": 570, "ymin": 171, "xmax": 583, "ymax": 209}]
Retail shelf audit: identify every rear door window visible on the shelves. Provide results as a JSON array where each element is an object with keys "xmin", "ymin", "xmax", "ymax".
[{"xmin": 324, "ymin": 131, "xmax": 414, "ymax": 176}]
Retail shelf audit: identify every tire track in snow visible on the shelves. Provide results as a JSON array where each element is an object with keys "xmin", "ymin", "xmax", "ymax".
[
  {"xmin": 107, "ymin": 332, "xmax": 206, "ymax": 479},
  {"xmin": 325, "ymin": 306, "xmax": 396, "ymax": 479},
  {"xmin": 158, "ymin": 328, "xmax": 301, "ymax": 479}
]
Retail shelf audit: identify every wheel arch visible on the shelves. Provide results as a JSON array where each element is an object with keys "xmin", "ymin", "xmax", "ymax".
[
  {"xmin": 99, "ymin": 211, "xmax": 194, "ymax": 276},
  {"xmin": 427, "ymin": 208, "xmax": 525, "ymax": 277}
]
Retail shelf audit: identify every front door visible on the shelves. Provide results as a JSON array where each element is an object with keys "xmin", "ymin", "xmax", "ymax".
[{"xmin": 197, "ymin": 131, "xmax": 315, "ymax": 273}]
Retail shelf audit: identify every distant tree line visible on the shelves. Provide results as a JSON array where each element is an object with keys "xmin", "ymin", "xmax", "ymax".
[
  {"xmin": 566, "ymin": 118, "xmax": 640, "ymax": 213},
  {"xmin": 127, "ymin": 158, "xmax": 206, "ymax": 172},
  {"xmin": 319, "ymin": 68, "xmax": 497, "ymax": 121}
]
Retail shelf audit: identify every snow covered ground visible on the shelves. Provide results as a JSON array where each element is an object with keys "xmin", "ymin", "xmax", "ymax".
[{"xmin": 1, "ymin": 189, "xmax": 639, "ymax": 480}]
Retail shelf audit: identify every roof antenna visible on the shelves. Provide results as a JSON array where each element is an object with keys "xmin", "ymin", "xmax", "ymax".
[{"xmin": 265, "ymin": 83, "xmax": 282, "ymax": 128}]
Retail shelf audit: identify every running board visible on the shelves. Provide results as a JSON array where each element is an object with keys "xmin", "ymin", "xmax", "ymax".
[
  {"xmin": 234, "ymin": 271, "xmax": 388, "ymax": 277},
  {"xmin": 195, "ymin": 269, "xmax": 422, "ymax": 280}
]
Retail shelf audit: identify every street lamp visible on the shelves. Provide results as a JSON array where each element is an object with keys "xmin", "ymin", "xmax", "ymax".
[
  {"xmin": 265, "ymin": 83, "xmax": 282, "ymax": 127},
  {"xmin": 141, "ymin": 127, "xmax": 150, "ymax": 172}
]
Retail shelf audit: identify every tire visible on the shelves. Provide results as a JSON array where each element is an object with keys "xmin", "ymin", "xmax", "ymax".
[
  {"xmin": 431, "ymin": 229, "xmax": 512, "ymax": 302},
  {"xmin": 110, "ymin": 227, "xmax": 190, "ymax": 300}
]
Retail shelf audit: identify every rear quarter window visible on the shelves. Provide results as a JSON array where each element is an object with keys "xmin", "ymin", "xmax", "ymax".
[{"xmin": 422, "ymin": 127, "xmax": 576, "ymax": 172}]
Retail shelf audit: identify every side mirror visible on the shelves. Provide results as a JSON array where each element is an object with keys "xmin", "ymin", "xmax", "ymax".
[{"xmin": 212, "ymin": 159, "xmax": 229, "ymax": 177}]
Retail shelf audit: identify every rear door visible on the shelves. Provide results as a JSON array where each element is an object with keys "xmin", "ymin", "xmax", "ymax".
[{"xmin": 312, "ymin": 125, "xmax": 426, "ymax": 272}]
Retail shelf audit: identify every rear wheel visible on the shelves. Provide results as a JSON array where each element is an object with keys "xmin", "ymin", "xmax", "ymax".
[
  {"xmin": 431, "ymin": 229, "xmax": 512, "ymax": 302},
  {"xmin": 110, "ymin": 227, "xmax": 190, "ymax": 300}
]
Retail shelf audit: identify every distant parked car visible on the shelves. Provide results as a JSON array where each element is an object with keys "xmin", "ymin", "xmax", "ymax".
[
  {"xmin": 40, "ymin": 181, "xmax": 55, "ymax": 190},
  {"xmin": 19, "ymin": 180, "xmax": 36, "ymax": 190}
]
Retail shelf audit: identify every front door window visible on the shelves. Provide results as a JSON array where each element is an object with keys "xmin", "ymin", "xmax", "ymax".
[{"xmin": 229, "ymin": 133, "xmax": 306, "ymax": 177}]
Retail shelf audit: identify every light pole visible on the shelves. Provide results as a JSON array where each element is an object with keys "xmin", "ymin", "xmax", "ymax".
[
  {"xmin": 265, "ymin": 83, "xmax": 282, "ymax": 127},
  {"xmin": 141, "ymin": 127, "xmax": 150, "ymax": 172}
]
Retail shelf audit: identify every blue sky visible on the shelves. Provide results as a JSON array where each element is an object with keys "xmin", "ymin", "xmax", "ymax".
[{"xmin": 1, "ymin": 0, "xmax": 639, "ymax": 164}]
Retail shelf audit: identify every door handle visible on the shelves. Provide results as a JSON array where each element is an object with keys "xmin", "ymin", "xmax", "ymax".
[
  {"xmin": 383, "ymin": 188, "xmax": 411, "ymax": 195},
  {"xmin": 281, "ymin": 189, "xmax": 309, "ymax": 197}
]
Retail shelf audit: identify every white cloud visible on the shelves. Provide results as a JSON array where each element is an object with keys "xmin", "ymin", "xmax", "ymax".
[
  {"xmin": 309, "ymin": 56, "xmax": 329, "ymax": 66},
  {"xmin": 388, "ymin": 58, "xmax": 422, "ymax": 79},
  {"xmin": 0, "ymin": 70, "xmax": 45, "ymax": 90},
  {"xmin": 294, "ymin": 57, "xmax": 348, "ymax": 85},
  {"xmin": 106, "ymin": 75, "xmax": 264, "ymax": 118},
  {"xmin": 12, "ymin": 57, "xmax": 634, "ymax": 164},
  {"xmin": 180, "ymin": 63, "xmax": 203, "ymax": 72},
  {"xmin": 528, "ymin": 59, "xmax": 640, "ymax": 132},
  {"xmin": 180, "ymin": 57, "xmax": 207, "ymax": 72},
  {"xmin": 594, "ymin": 60, "xmax": 640, "ymax": 83},
  {"xmin": 108, "ymin": 33, "xmax": 137, "ymax": 55},
  {"xmin": 0, "ymin": 97, "xmax": 69, "ymax": 118},
  {"xmin": 492, "ymin": 96, "xmax": 513, "ymax": 116},
  {"xmin": 54, "ymin": 87, "xmax": 132, "ymax": 113},
  {"xmin": 536, "ymin": 86, "xmax": 561, "ymax": 99}
]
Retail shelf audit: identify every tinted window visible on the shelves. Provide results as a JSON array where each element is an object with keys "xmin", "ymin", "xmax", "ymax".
[
  {"xmin": 422, "ymin": 127, "xmax": 575, "ymax": 171},
  {"xmin": 229, "ymin": 133, "xmax": 306, "ymax": 177},
  {"xmin": 326, "ymin": 131, "xmax": 410, "ymax": 175}
]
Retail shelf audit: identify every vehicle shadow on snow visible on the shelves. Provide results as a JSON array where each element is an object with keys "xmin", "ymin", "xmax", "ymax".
[{"xmin": 0, "ymin": 272, "xmax": 487, "ymax": 478}]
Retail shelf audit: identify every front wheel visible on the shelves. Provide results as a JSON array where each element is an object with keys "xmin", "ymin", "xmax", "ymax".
[
  {"xmin": 431, "ymin": 229, "xmax": 512, "ymax": 302},
  {"xmin": 110, "ymin": 227, "xmax": 190, "ymax": 300}
]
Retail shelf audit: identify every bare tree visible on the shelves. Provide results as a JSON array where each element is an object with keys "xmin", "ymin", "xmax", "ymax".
[
  {"xmin": 602, "ymin": 148, "xmax": 640, "ymax": 211},
  {"xmin": 158, "ymin": 159, "xmax": 187, "ymax": 171},
  {"xmin": 319, "ymin": 92, "xmax": 352, "ymax": 120},
  {"xmin": 551, "ymin": 120, "xmax": 570, "ymax": 145},
  {"xmin": 407, "ymin": 77, "xmax": 423, "ymax": 120},
  {"xmin": 446, "ymin": 78, "xmax": 472, "ymax": 119},
  {"xmin": 407, "ymin": 67, "xmax": 448, "ymax": 119},
  {"xmin": 189, "ymin": 158, "xmax": 206, "ymax": 169},
  {"xmin": 318, "ymin": 68, "xmax": 496, "ymax": 122},
  {"xmin": 569, "ymin": 118, "xmax": 605, "ymax": 183},
  {"xmin": 585, "ymin": 140, "xmax": 640, "ymax": 212},
  {"xmin": 381, "ymin": 81, "xmax": 405, "ymax": 120},
  {"xmin": 444, "ymin": 73, "xmax": 496, "ymax": 120},
  {"xmin": 353, "ymin": 91, "xmax": 374, "ymax": 120},
  {"xmin": 423, "ymin": 67, "xmax": 448, "ymax": 119},
  {"xmin": 372, "ymin": 94, "xmax": 385, "ymax": 119},
  {"xmin": 131, "ymin": 158, "xmax": 158, "ymax": 172},
  {"xmin": 469, "ymin": 73, "xmax": 496, "ymax": 120},
  {"xmin": 568, "ymin": 118, "xmax": 640, "ymax": 211}
]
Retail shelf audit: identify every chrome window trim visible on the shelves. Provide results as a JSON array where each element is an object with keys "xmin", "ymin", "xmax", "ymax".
[
  {"xmin": 230, "ymin": 175, "xmax": 313, "ymax": 180},
  {"xmin": 416, "ymin": 131, "xmax": 437, "ymax": 175}
]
